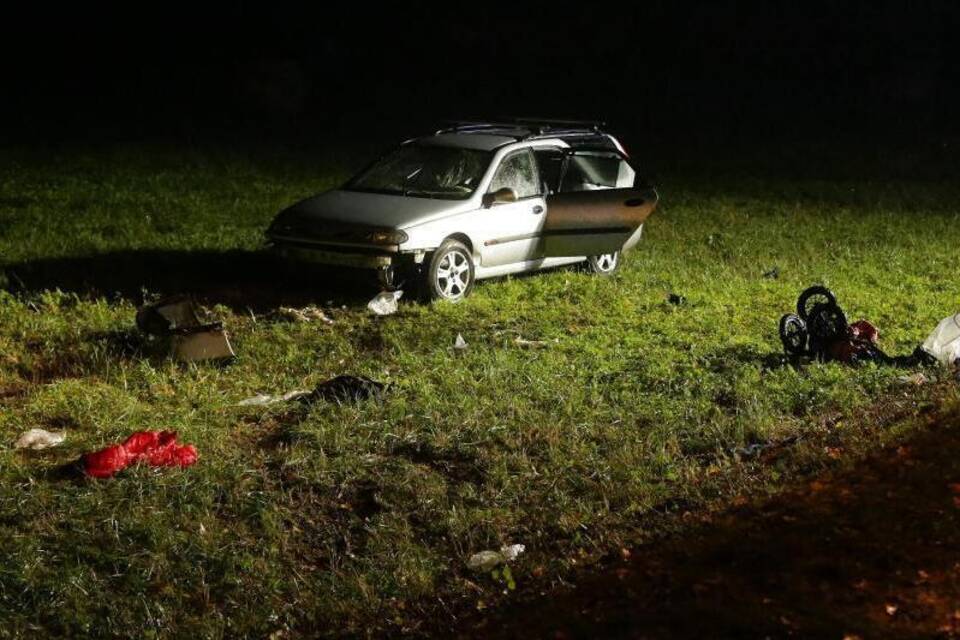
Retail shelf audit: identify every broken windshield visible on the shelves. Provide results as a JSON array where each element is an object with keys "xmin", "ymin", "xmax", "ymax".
[{"xmin": 344, "ymin": 145, "xmax": 491, "ymax": 200}]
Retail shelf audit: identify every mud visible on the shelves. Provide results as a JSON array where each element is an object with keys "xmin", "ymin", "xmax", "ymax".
[{"xmin": 465, "ymin": 410, "xmax": 960, "ymax": 639}]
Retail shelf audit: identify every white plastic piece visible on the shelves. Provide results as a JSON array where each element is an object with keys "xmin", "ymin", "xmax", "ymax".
[
  {"xmin": 15, "ymin": 428, "xmax": 66, "ymax": 450},
  {"xmin": 367, "ymin": 290, "xmax": 403, "ymax": 316},
  {"xmin": 922, "ymin": 313, "xmax": 960, "ymax": 367},
  {"xmin": 454, "ymin": 333, "xmax": 468, "ymax": 350},
  {"xmin": 467, "ymin": 544, "xmax": 525, "ymax": 571},
  {"xmin": 237, "ymin": 389, "xmax": 310, "ymax": 406}
]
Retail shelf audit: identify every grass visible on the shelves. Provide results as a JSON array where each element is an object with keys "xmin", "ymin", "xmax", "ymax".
[{"xmin": 0, "ymin": 144, "xmax": 958, "ymax": 638}]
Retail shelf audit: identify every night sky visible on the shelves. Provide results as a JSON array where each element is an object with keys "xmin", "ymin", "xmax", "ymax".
[{"xmin": 1, "ymin": 2, "xmax": 957, "ymax": 149}]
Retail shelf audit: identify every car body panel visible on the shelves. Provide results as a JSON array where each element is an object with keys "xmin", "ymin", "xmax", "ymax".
[{"xmin": 542, "ymin": 187, "xmax": 657, "ymax": 257}]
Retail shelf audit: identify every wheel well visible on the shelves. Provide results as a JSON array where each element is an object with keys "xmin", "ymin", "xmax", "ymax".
[{"xmin": 444, "ymin": 233, "xmax": 474, "ymax": 255}]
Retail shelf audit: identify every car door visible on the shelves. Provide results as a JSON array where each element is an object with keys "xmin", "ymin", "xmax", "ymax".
[
  {"xmin": 540, "ymin": 149, "xmax": 657, "ymax": 257},
  {"xmin": 479, "ymin": 149, "xmax": 547, "ymax": 267}
]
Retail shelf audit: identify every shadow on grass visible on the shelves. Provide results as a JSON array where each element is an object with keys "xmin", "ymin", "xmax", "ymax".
[{"xmin": 2, "ymin": 249, "xmax": 380, "ymax": 311}]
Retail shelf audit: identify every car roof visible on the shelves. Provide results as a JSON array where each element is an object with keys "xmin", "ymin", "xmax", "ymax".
[{"xmin": 417, "ymin": 132, "xmax": 518, "ymax": 151}]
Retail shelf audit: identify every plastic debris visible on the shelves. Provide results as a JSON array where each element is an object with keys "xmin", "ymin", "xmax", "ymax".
[
  {"xmin": 897, "ymin": 372, "xmax": 929, "ymax": 386},
  {"xmin": 763, "ymin": 267, "xmax": 780, "ymax": 279},
  {"xmin": 467, "ymin": 544, "xmax": 526, "ymax": 571},
  {"xmin": 454, "ymin": 333, "xmax": 468, "ymax": 350},
  {"xmin": 83, "ymin": 430, "xmax": 198, "ymax": 478},
  {"xmin": 136, "ymin": 295, "xmax": 235, "ymax": 363},
  {"xmin": 922, "ymin": 313, "xmax": 960, "ymax": 368},
  {"xmin": 237, "ymin": 389, "xmax": 311, "ymax": 406},
  {"xmin": 276, "ymin": 306, "xmax": 334, "ymax": 325},
  {"xmin": 15, "ymin": 428, "xmax": 66, "ymax": 450},
  {"xmin": 513, "ymin": 336, "xmax": 549, "ymax": 348},
  {"xmin": 367, "ymin": 290, "xmax": 403, "ymax": 316},
  {"xmin": 668, "ymin": 293, "xmax": 686, "ymax": 306}
]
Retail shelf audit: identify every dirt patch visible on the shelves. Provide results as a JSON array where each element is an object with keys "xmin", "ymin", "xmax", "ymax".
[{"xmin": 465, "ymin": 406, "xmax": 960, "ymax": 639}]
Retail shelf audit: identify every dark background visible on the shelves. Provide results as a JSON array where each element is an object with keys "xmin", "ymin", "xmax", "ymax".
[{"xmin": 1, "ymin": 2, "xmax": 957, "ymax": 166}]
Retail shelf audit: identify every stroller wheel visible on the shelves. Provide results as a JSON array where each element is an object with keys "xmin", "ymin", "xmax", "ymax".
[
  {"xmin": 779, "ymin": 314, "xmax": 809, "ymax": 356},
  {"xmin": 796, "ymin": 286, "xmax": 838, "ymax": 322},
  {"xmin": 807, "ymin": 302, "xmax": 849, "ymax": 349}
]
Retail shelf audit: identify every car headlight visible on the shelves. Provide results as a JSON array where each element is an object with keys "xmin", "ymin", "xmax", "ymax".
[{"xmin": 367, "ymin": 229, "xmax": 408, "ymax": 245}]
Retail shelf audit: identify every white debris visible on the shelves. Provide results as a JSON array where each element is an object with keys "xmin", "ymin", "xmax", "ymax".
[
  {"xmin": 454, "ymin": 333, "xmax": 468, "ymax": 350},
  {"xmin": 513, "ymin": 336, "xmax": 549, "ymax": 348},
  {"xmin": 15, "ymin": 428, "xmax": 66, "ymax": 450},
  {"xmin": 237, "ymin": 389, "xmax": 311, "ymax": 406},
  {"xmin": 897, "ymin": 372, "xmax": 929, "ymax": 386},
  {"xmin": 367, "ymin": 290, "xmax": 403, "ymax": 316},
  {"xmin": 467, "ymin": 544, "xmax": 526, "ymax": 571},
  {"xmin": 276, "ymin": 306, "xmax": 334, "ymax": 325},
  {"xmin": 922, "ymin": 313, "xmax": 960, "ymax": 367}
]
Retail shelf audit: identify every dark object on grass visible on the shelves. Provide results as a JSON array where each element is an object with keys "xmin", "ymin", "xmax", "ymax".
[
  {"xmin": 763, "ymin": 267, "xmax": 780, "ymax": 279},
  {"xmin": 778, "ymin": 286, "xmax": 933, "ymax": 367},
  {"xmin": 136, "ymin": 296, "xmax": 235, "ymax": 362},
  {"xmin": 302, "ymin": 375, "xmax": 387, "ymax": 404},
  {"xmin": 668, "ymin": 293, "xmax": 686, "ymax": 306}
]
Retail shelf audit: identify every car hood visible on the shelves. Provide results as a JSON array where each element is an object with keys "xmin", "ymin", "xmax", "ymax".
[{"xmin": 271, "ymin": 189, "xmax": 475, "ymax": 231}]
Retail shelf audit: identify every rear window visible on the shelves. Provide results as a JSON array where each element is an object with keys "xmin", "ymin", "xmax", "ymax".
[{"xmin": 561, "ymin": 152, "xmax": 636, "ymax": 192}]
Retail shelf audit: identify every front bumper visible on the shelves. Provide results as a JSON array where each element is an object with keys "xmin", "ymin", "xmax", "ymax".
[{"xmin": 274, "ymin": 243, "xmax": 395, "ymax": 269}]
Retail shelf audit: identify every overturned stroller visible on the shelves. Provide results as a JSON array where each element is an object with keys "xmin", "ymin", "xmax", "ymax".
[{"xmin": 778, "ymin": 286, "xmax": 934, "ymax": 367}]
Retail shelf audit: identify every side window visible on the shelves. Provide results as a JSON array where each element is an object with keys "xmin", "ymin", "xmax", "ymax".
[
  {"xmin": 533, "ymin": 148, "xmax": 565, "ymax": 194},
  {"xmin": 560, "ymin": 152, "xmax": 636, "ymax": 192},
  {"xmin": 489, "ymin": 150, "xmax": 539, "ymax": 199}
]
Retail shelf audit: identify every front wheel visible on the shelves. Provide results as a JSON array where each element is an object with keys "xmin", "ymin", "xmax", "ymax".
[
  {"xmin": 585, "ymin": 250, "xmax": 621, "ymax": 275},
  {"xmin": 425, "ymin": 239, "xmax": 474, "ymax": 302}
]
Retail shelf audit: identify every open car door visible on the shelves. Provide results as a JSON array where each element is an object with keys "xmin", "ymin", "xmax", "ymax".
[{"xmin": 541, "ymin": 149, "xmax": 657, "ymax": 257}]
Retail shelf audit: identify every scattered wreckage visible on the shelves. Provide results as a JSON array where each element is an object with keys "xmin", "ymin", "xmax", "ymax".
[
  {"xmin": 778, "ymin": 286, "xmax": 940, "ymax": 367},
  {"xmin": 136, "ymin": 295, "xmax": 235, "ymax": 363}
]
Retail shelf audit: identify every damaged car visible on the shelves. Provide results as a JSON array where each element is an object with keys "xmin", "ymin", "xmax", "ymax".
[{"xmin": 266, "ymin": 119, "xmax": 659, "ymax": 301}]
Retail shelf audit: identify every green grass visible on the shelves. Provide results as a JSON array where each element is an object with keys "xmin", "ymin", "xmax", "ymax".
[{"xmin": 0, "ymin": 145, "xmax": 958, "ymax": 637}]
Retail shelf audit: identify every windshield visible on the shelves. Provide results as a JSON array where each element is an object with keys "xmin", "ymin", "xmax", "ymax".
[{"xmin": 344, "ymin": 144, "xmax": 492, "ymax": 200}]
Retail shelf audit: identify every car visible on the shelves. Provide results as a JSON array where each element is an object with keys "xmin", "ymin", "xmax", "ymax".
[{"xmin": 266, "ymin": 119, "xmax": 659, "ymax": 301}]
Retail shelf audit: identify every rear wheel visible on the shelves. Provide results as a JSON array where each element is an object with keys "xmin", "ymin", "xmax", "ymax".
[
  {"xmin": 585, "ymin": 251, "xmax": 620, "ymax": 275},
  {"xmin": 426, "ymin": 240, "xmax": 474, "ymax": 302}
]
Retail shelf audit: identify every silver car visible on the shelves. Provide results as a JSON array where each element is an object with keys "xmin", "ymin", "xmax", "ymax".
[{"xmin": 266, "ymin": 120, "xmax": 658, "ymax": 301}]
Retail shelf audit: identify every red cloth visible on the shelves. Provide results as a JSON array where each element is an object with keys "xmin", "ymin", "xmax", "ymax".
[
  {"xmin": 849, "ymin": 320, "xmax": 879, "ymax": 344},
  {"xmin": 83, "ymin": 430, "xmax": 198, "ymax": 478}
]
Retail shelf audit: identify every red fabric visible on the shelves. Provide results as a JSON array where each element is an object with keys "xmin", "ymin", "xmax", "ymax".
[
  {"xmin": 83, "ymin": 430, "xmax": 198, "ymax": 478},
  {"xmin": 849, "ymin": 320, "xmax": 879, "ymax": 344}
]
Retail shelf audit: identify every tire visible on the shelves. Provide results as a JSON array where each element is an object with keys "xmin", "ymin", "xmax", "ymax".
[
  {"xmin": 585, "ymin": 250, "xmax": 621, "ymax": 275},
  {"xmin": 425, "ymin": 239, "xmax": 474, "ymax": 302}
]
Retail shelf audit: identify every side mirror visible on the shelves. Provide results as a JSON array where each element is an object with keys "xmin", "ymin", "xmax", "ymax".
[{"xmin": 482, "ymin": 187, "xmax": 517, "ymax": 208}]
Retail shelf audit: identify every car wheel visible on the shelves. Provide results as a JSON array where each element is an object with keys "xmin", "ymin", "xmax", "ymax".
[
  {"xmin": 586, "ymin": 251, "xmax": 620, "ymax": 275},
  {"xmin": 426, "ymin": 239, "xmax": 474, "ymax": 302}
]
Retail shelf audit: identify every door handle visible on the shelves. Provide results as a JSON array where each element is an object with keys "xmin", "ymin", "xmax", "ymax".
[
  {"xmin": 624, "ymin": 197, "xmax": 646, "ymax": 207},
  {"xmin": 532, "ymin": 205, "xmax": 544, "ymax": 214}
]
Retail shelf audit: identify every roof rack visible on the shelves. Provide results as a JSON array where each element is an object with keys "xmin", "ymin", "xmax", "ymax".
[{"xmin": 436, "ymin": 117, "xmax": 607, "ymax": 140}]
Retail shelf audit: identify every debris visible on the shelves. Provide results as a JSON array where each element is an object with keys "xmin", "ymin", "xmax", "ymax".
[
  {"xmin": 302, "ymin": 375, "xmax": 387, "ymax": 404},
  {"xmin": 668, "ymin": 293, "xmax": 686, "ymax": 306},
  {"xmin": 467, "ymin": 544, "xmax": 526, "ymax": 572},
  {"xmin": 454, "ymin": 333, "xmax": 468, "ymax": 350},
  {"xmin": 897, "ymin": 372, "xmax": 929, "ymax": 386},
  {"xmin": 513, "ymin": 336, "xmax": 549, "ymax": 348},
  {"xmin": 136, "ymin": 295, "xmax": 235, "ymax": 363},
  {"xmin": 83, "ymin": 430, "xmax": 198, "ymax": 479},
  {"xmin": 778, "ymin": 286, "xmax": 934, "ymax": 367},
  {"xmin": 172, "ymin": 329, "xmax": 236, "ymax": 363},
  {"xmin": 237, "ymin": 389, "xmax": 311, "ymax": 406},
  {"xmin": 921, "ymin": 312, "xmax": 960, "ymax": 368},
  {"xmin": 763, "ymin": 267, "xmax": 780, "ymax": 279},
  {"xmin": 15, "ymin": 428, "xmax": 66, "ymax": 450},
  {"xmin": 276, "ymin": 306, "xmax": 334, "ymax": 324},
  {"xmin": 368, "ymin": 290, "xmax": 403, "ymax": 316}
]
